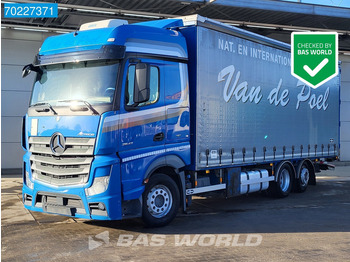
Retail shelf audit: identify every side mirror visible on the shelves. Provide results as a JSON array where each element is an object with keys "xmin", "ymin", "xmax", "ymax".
[
  {"xmin": 133, "ymin": 63, "xmax": 150, "ymax": 104},
  {"xmin": 22, "ymin": 64, "xmax": 33, "ymax": 78},
  {"xmin": 22, "ymin": 64, "xmax": 42, "ymax": 78}
]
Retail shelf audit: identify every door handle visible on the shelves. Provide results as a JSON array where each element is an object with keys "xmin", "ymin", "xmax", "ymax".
[{"xmin": 153, "ymin": 132, "xmax": 165, "ymax": 141}]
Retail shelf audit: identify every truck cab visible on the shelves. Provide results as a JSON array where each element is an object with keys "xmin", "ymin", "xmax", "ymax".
[{"xmin": 22, "ymin": 19, "xmax": 191, "ymax": 226}]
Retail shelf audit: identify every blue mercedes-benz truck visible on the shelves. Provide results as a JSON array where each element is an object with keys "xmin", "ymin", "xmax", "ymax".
[{"xmin": 22, "ymin": 15, "xmax": 339, "ymax": 226}]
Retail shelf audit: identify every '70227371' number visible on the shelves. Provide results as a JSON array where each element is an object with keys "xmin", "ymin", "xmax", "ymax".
[{"xmin": 4, "ymin": 3, "xmax": 58, "ymax": 18}]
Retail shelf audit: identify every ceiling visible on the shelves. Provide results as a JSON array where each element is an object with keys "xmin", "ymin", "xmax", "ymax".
[{"xmin": 2, "ymin": 0, "xmax": 350, "ymax": 51}]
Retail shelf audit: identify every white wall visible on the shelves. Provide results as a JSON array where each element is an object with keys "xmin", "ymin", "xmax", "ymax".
[
  {"xmin": 340, "ymin": 54, "xmax": 350, "ymax": 161},
  {"xmin": 1, "ymin": 29, "xmax": 56, "ymax": 170}
]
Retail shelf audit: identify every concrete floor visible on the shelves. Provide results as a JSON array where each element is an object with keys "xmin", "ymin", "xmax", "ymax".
[{"xmin": 2, "ymin": 166, "xmax": 350, "ymax": 262}]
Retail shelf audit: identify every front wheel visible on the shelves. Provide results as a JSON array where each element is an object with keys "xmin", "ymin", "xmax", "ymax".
[{"xmin": 142, "ymin": 174, "xmax": 180, "ymax": 227}]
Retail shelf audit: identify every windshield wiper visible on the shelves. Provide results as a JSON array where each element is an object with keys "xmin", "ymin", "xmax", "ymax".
[
  {"xmin": 58, "ymin": 100, "xmax": 99, "ymax": 115},
  {"xmin": 31, "ymin": 102, "xmax": 57, "ymax": 115}
]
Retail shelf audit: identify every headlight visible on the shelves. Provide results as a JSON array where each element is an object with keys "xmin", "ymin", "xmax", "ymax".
[
  {"xmin": 25, "ymin": 171, "xmax": 34, "ymax": 189},
  {"xmin": 85, "ymin": 176, "xmax": 110, "ymax": 196}
]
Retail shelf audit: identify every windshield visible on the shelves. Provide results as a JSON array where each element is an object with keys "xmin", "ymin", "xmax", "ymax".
[{"xmin": 30, "ymin": 60, "xmax": 119, "ymax": 106}]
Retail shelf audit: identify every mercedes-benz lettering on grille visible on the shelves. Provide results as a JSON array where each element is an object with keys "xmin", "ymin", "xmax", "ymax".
[{"xmin": 29, "ymin": 136, "xmax": 95, "ymax": 186}]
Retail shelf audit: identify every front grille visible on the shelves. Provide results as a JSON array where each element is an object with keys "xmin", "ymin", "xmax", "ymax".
[{"xmin": 29, "ymin": 136, "xmax": 95, "ymax": 186}]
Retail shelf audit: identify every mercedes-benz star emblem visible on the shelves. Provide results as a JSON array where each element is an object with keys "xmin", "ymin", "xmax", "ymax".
[{"xmin": 50, "ymin": 132, "xmax": 66, "ymax": 156}]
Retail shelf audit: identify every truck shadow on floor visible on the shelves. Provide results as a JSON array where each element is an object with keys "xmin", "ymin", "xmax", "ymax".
[{"xmin": 85, "ymin": 180, "xmax": 350, "ymax": 234}]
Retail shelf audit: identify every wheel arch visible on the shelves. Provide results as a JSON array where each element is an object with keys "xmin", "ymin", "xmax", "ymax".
[
  {"xmin": 274, "ymin": 160, "xmax": 296, "ymax": 182},
  {"xmin": 144, "ymin": 155, "xmax": 187, "ymax": 211}
]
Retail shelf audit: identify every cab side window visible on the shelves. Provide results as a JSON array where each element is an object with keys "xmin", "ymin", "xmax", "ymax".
[{"xmin": 126, "ymin": 64, "xmax": 159, "ymax": 107}]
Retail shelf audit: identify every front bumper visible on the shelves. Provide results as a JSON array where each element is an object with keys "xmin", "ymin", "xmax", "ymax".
[{"xmin": 22, "ymin": 154, "xmax": 122, "ymax": 220}]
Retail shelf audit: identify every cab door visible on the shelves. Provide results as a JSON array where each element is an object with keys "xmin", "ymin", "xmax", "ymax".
[{"xmin": 119, "ymin": 58, "xmax": 165, "ymax": 153}]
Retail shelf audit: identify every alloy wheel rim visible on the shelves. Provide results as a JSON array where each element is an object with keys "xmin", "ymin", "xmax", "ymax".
[
  {"xmin": 300, "ymin": 167, "xmax": 309, "ymax": 186},
  {"xmin": 280, "ymin": 168, "xmax": 291, "ymax": 192},
  {"xmin": 146, "ymin": 185, "xmax": 173, "ymax": 218}
]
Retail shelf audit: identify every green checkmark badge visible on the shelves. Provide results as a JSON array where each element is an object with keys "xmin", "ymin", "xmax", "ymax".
[{"xmin": 291, "ymin": 32, "xmax": 338, "ymax": 89}]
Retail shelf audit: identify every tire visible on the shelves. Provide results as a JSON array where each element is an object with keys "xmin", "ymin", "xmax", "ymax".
[
  {"xmin": 142, "ymin": 173, "xmax": 180, "ymax": 227},
  {"xmin": 272, "ymin": 162, "xmax": 294, "ymax": 198},
  {"xmin": 295, "ymin": 164, "xmax": 310, "ymax": 193}
]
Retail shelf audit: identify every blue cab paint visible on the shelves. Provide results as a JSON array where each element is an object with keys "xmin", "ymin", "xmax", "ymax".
[{"xmin": 22, "ymin": 17, "xmax": 191, "ymax": 222}]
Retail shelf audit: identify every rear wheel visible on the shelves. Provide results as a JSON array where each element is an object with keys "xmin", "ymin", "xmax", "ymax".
[
  {"xmin": 295, "ymin": 164, "xmax": 310, "ymax": 193},
  {"xmin": 272, "ymin": 162, "xmax": 294, "ymax": 198},
  {"xmin": 142, "ymin": 173, "xmax": 180, "ymax": 227}
]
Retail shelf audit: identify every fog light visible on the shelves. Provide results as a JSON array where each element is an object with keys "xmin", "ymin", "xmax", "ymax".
[
  {"xmin": 98, "ymin": 202, "xmax": 106, "ymax": 211},
  {"xmin": 25, "ymin": 171, "xmax": 34, "ymax": 189},
  {"xmin": 85, "ymin": 176, "xmax": 110, "ymax": 196},
  {"xmin": 24, "ymin": 193, "xmax": 32, "ymax": 203}
]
